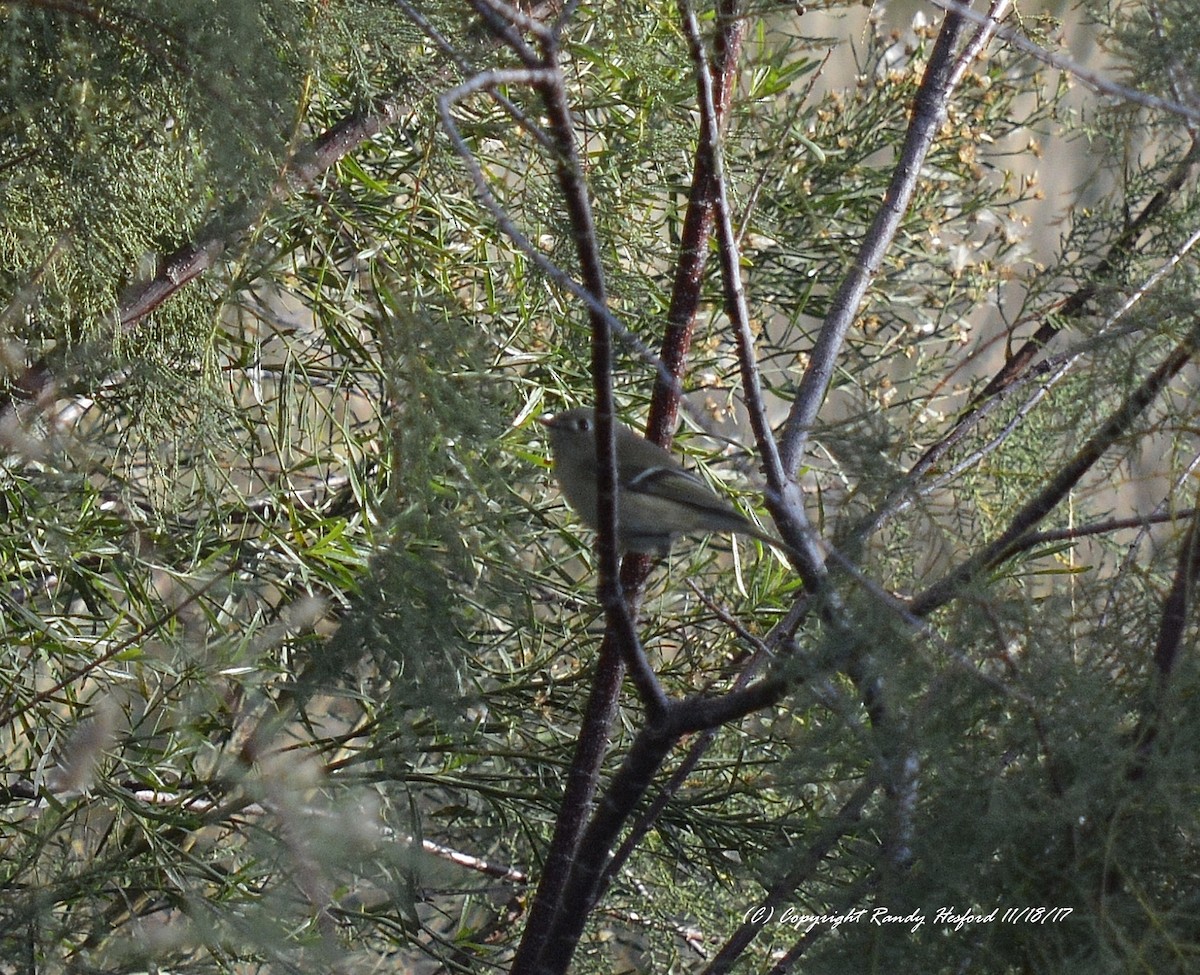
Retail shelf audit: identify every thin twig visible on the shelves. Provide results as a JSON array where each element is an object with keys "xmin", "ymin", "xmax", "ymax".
[
  {"xmin": 1100, "ymin": 448, "xmax": 1200, "ymax": 627},
  {"xmin": 396, "ymin": 0, "xmax": 553, "ymax": 149},
  {"xmin": 911, "ymin": 318, "xmax": 1200, "ymax": 615},
  {"xmin": 704, "ymin": 782, "xmax": 879, "ymax": 974},
  {"xmin": 777, "ymin": 0, "xmax": 983, "ymax": 474},
  {"xmin": 847, "ymin": 105, "xmax": 1200, "ymax": 549},
  {"xmin": 1015, "ymin": 507, "xmax": 1199, "ymax": 550},
  {"xmin": 933, "ymin": 0, "xmax": 1200, "ymax": 124},
  {"xmin": 646, "ymin": 0, "xmax": 747, "ymax": 448},
  {"xmin": 677, "ymin": 0, "xmax": 827, "ymax": 591}
]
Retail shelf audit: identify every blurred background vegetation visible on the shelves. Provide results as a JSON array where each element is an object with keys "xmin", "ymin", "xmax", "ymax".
[{"xmin": 2, "ymin": 1, "xmax": 1199, "ymax": 972}]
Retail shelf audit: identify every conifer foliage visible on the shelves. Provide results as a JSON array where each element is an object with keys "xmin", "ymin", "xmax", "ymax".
[{"xmin": 2, "ymin": 1, "xmax": 1199, "ymax": 972}]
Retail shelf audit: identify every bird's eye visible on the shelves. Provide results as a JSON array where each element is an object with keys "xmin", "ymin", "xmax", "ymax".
[{"xmin": 576, "ymin": 418, "xmax": 591, "ymax": 432}]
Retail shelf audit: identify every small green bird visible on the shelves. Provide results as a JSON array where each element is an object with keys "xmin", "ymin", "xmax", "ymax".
[{"xmin": 540, "ymin": 407, "xmax": 784, "ymax": 555}]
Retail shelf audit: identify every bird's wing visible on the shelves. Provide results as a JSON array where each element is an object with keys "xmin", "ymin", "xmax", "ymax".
[{"xmin": 623, "ymin": 464, "xmax": 743, "ymax": 519}]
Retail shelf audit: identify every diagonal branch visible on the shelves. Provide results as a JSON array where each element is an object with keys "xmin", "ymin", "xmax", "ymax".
[
  {"xmin": 778, "ymin": 0, "xmax": 1009, "ymax": 476},
  {"xmin": 677, "ymin": 0, "xmax": 826, "ymax": 591},
  {"xmin": 1, "ymin": 100, "xmax": 413, "ymax": 417},
  {"xmin": 645, "ymin": 0, "xmax": 747, "ymax": 447},
  {"xmin": 934, "ymin": 0, "xmax": 1200, "ymax": 125},
  {"xmin": 975, "ymin": 132, "xmax": 1200, "ymax": 403},
  {"xmin": 911, "ymin": 318, "xmax": 1200, "ymax": 616},
  {"xmin": 704, "ymin": 780, "xmax": 879, "ymax": 974},
  {"xmin": 534, "ymin": 717, "xmax": 680, "ymax": 974},
  {"xmin": 848, "ymin": 223, "xmax": 1200, "ymax": 548}
]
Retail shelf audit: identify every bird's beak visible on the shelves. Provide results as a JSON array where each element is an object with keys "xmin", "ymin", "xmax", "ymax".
[{"xmin": 536, "ymin": 414, "xmax": 554, "ymax": 428}]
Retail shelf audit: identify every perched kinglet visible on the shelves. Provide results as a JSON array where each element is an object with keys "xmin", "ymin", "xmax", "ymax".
[{"xmin": 539, "ymin": 407, "xmax": 785, "ymax": 555}]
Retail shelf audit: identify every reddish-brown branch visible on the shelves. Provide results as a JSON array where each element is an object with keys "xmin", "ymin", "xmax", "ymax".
[
  {"xmin": 1128, "ymin": 507, "xmax": 1200, "ymax": 777},
  {"xmin": 912, "ymin": 319, "xmax": 1200, "ymax": 616},
  {"xmin": 976, "ymin": 133, "xmax": 1200, "ymax": 402},
  {"xmin": 506, "ymin": 4, "xmax": 750, "ymax": 972},
  {"xmin": 645, "ymin": 0, "xmax": 746, "ymax": 447},
  {"xmin": 2, "ymin": 101, "xmax": 409, "ymax": 417}
]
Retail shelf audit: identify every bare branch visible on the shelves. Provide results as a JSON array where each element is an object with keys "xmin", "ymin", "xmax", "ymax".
[
  {"xmin": 934, "ymin": 0, "xmax": 1200, "ymax": 125},
  {"xmin": 704, "ymin": 780, "xmax": 879, "ymax": 974},
  {"xmin": 849, "ymin": 223, "xmax": 1200, "ymax": 546},
  {"xmin": 1011, "ymin": 508, "xmax": 1200, "ymax": 550},
  {"xmin": 977, "ymin": 132, "xmax": 1200, "ymax": 402},
  {"xmin": 778, "ymin": 1, "xmax": 992, "ymax": 474},
  {"xmin": 646, "ymin": 0, "xmax": 747, "ymax": 446},
  {"xmin": 677, "ymin": 0, "xmax": 827, "ymax": 591},
  {"xmin": 911, "ymin": 319, "xmax": 1200, "ymax": 616},
  {"xmin": 534, "ymin": 721, "xmax": 679, "ymax": 974}
]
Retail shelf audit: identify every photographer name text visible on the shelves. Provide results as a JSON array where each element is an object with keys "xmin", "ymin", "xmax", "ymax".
[{"xmin": 744, "ymin": 905, "xmax": 1074, "ymax": 934}]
